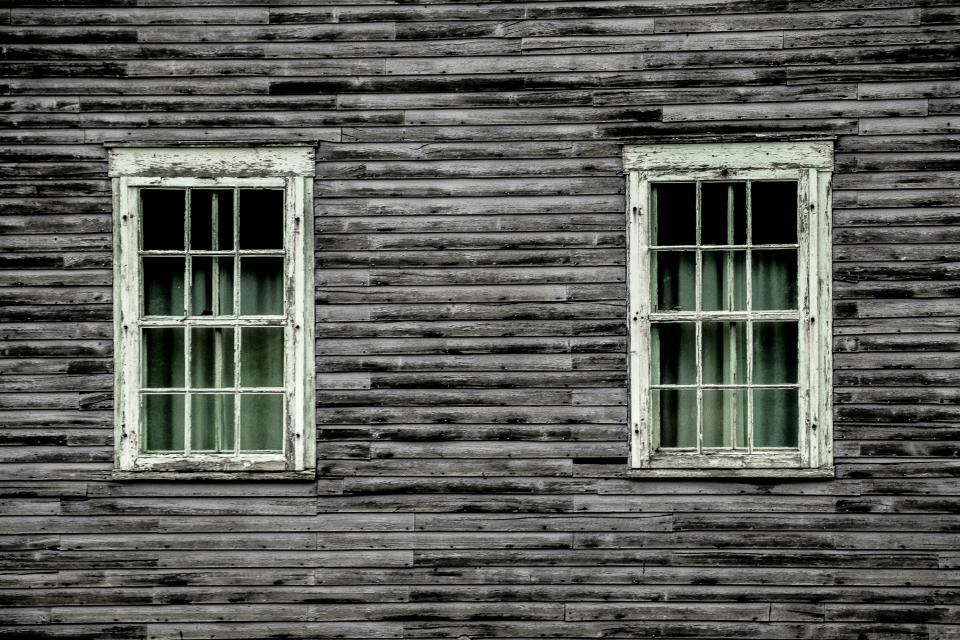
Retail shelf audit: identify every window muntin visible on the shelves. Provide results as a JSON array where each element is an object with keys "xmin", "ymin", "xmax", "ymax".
[
  {"xmin": 110, "ymin": 146, "xmax": 315, "ymax": 477},
  {"xmin": 625, "ymin": 141, "xmax": 833, "ymax": 477}
]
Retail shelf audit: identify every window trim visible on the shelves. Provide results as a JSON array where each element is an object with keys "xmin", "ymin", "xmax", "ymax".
[
  {"xmin": 624, "ymin": 140, "xmax": 834, "ymax": 478},
  {"xmin": 109, "ymin": 145, "xmax": 315, "ymax": 479}
]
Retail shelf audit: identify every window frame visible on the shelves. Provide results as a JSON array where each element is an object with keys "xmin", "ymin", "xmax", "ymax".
[
  {"xmin": 109, "ymin": 145, "xmax": 316, "ymax": 479},
  {"xmin": 624, "ymin": 140, "xmax": 834, "ymax": 478}
]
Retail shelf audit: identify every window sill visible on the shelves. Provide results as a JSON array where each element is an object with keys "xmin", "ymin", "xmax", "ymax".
[
  {"xmin": 627, "ymin": 466, "xmax": 835, "ymax": 479},
  {"xmin": 112, "ymin": 469, "xmax": 316, "ymax": 481}
]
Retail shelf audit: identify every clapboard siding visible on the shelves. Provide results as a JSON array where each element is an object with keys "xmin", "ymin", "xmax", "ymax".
[{"xmin": 2, "ymin": 1, "xmax": 960, "ymax": 639}]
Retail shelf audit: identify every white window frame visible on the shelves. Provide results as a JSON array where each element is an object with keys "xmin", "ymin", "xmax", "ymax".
[
  {"xmin": 624, "ymin": 140, "xmax": 833, "ymax": 477},
  {"xmin": 109, "ymin": 145, "xmax": 315, "ymax": 479}
]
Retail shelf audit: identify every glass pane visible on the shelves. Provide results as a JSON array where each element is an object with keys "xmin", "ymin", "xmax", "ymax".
[
  {"xmin": 701, "ymin": 251, "xmax": 746, "ymax": 311},
  {"xmin": 701, "ymin": 182, "xmax": 746, "ymax": 245},
  {"xmin": 752, "ymin": 250, "xmax": 798, "ymax": 310},
  {"xmin": 191, "ymin": 327, "xmax": 235, "ymax": 388},
  {"xmin": 652, "ymin": 183, "xmax": 695, "ymax": 246},
  {"xmin": 191, "ymin": 394, "xmax": 235, "ymax": 452},
  {"xmin": 240, "ymin": 394, "xmax": 284, "ymax": 451},
  {"xmin": 751, "ymin": 181, "xmax": 798, "ymax": 245},
  {"xmin": 142, "ymin": 327, "xmax": 184, "ymax": 388},
  {"xmin": 240, "ymin": 257, "xmax": 284, "ymax": 315},
  {"xmin": 190, "ymin": 189, "xmax": 234, "ymax": 251},
  {"xmin": 241, "ymin": 327, "xmax": 284, "ymax": 388},
  {"xmin": 702, "ymin": 389, "xmax": 746, "ymax": 448},
  {"xmin": 142, "ymin": 258, "xmax": 184, "ymax": 317},
  {"xmin": 143, "ymin": 394, "xmax": 185, "ymax": 452},
  {"xmin": 191, "ymin": 257, "xmax": 234, "ymax": 316},
  {"xmin": 652, "ymin": 323, "xmax": 696, "ymax": 385},
  {"xmin": 239, "ymin": 189, "xmax": 284, "ymax": 250},
  {"xmin": 141, "ymin": 189, "xmax": 185, "ymax": 251},
  {"xmin": 753, "ymin": 322, "xmax": 799, "ymax": 384},
  {"xmin": 653, "ymin": 251, "xmax": 695, "ymax": 312},
  {"xmin": 702, "ymin": 321, "xmax": 747, "ymax": 385},
  {"xmin": 654, "ymin": 389, "xmax": 697, "ymax": 448},
  {"xmin": 753, "ymin": 388, "xmax": 799, "ymax": 448}
]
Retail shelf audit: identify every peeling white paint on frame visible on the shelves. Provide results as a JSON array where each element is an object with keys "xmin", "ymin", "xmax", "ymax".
[
  {"xmin": 110, "ymin": 146, "xmax": 316, "ymax": 479},
  {"xmin": 624, "ymin": 140, "xmax": 834, "ymax": 478}
]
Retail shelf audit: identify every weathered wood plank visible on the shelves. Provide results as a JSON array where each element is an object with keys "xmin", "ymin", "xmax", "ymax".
[
  {"xmin": 654, "ymin": 8, "xmax": 921, "ymax": 33},
  {"xmin": 315, "ymin": 335, "xmax": 623, "ymax": 356},
  {"xmin": 319, "ymin": 458, "xmax": 573, "ymax": 477},
  {"xmin": 662, "ymin": 99, "xmax": 928, "ymax": 121},
  {"xmin": 316, "ymin": 159, "xmax": 622, "ymax": 179},
  {"xmin": 317, "ymin": 140, "xmax": 618, "ymax": 160},
  {"xmin": 316, "ymin": 301, "xmax": 626, "ymax": 322},
  {"xmin": 313, "ymin": 319, "xmax": 625, "ymax": 338},
  {"xmin": 10, "ymin": 8, "xmax": 269, "ymax": 26},
  {"xmin": 316, "ymin": 266, "xmax": 625, "ymax": 286},
  {"xmin": 858, "ymin": 80, "xmax": 960, "ymax": 99},
  {"xmin": 312, "ymin": 564, "xmax": 960, "ymax": 586},
  {"xmin": 315, "ymin": 195, "xmax": 622, "ymax": 216}
]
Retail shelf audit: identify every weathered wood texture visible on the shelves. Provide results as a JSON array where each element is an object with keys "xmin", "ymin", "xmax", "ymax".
[{"xmin": 2, "ymin": 1, "xmax": 960, "ymax": 638}]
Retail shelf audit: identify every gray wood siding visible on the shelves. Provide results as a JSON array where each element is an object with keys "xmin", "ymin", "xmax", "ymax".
[{"xmin": 2, "ymin": 1, "xmax": 960, "ymax": 638}]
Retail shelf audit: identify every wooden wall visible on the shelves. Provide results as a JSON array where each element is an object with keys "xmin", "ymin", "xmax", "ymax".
[{"xmin": 2, "ymin": 1, "xmax": 960, "ymax": 638}]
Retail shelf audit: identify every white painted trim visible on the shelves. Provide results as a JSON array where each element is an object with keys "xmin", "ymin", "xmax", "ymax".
[
  {"xmin": 624, "ymin": 141, "xmax": 834, "ymax": 172},
  {"xmin": 126, "ymin": 177, "xmax": 286, "ymax": 188},
  {"xmin": 112, "ymin": 147, "xmax": 316, "ymax": 478},
  {"xmin": 108, "ymin": 146, "xmax": 315, "ymax": 178},
  {"xmin": 624, "ymin": 141, "xmax": 834, "ymax": 476}
]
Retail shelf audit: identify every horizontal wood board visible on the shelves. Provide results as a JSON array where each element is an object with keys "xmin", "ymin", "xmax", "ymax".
[{"xmin": 1, "ymin": 1, "xmax": 960, "ymax": 638}]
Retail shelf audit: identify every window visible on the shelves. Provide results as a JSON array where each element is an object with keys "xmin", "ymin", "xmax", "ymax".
[
  {"xmin": 110, "ymin": 146, "xmax": 315, "ymax": 478},
  {"xmin": 625, "ymin": 140, "xmax": 833, "ymax": 477}
]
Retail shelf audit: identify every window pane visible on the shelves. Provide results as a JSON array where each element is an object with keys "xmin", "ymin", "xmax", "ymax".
[
  {"xmin": 241, "ymin": 327, "xmax": 284, "ymax": 388},
  {"xmin": 240, "ymin": 257, "xmax": 284, "ymax": 315},
  {"xmin": 702, "ymin": 389, "xmax": 746, "ymax": 448},
  {"xmin": 653, "ymin": 251, "xmax": 695, "ymax": 312},
  {"xmin": 143, "ymin": 394, "xmax": 185, "ymax": 452},
  {"xmin": 752, "ymin": 250, "xmax": 798, "ymax": 310},
  {"xmin": 191, "ymin": 327, "xmax": 235, "ymax": 388},
  {"xmin": 652, "ymin": 183, "xmax": 695, "ymax": 246},
  {"xmin": 753, "ymin": 322, "xmax": 798, "ymax": 384},
  {"xmin": 652, "ymin": 323, "xmax": 696, "ymax": 385},
  {"xmin": 143, "ymin": 257, "xmax": 184, "ymax": 317},
  {"xmin": 701, "ymin": 182, "xmax": 746, "ymax": 245},
  {"xmin": 654, "ymin": 389, "xmax": 697, "ymax": 448},
  {"xmin": 701, "ymin": 321, "xmax": 746, "ymax": 385},
  {"xmin": 701, "ymin": 251, "xmax": 746, "ymax": 311},
  {"xmin": 141, "ymin": 189, "xmax": 185, "ymax": 251},
  {"xmin": 191, "ymin": 394, "xmax": 235, "ymax": 452},
  {"xmin": 191, "ymin": 257, "xmax": 234, "ymax": 316},
  {"xmin": 751, "ymin": 181, "xmax": 797, "ymax": 245},
  {"xmin": 240, "ymin": 394, "xmax": 284, "ymax": 451},
  {"xmin": 142, "ymin": 327, "xmax": 184, "ymax": 388},
  {"xmin": 753, "ymin": 388, "xmax": 799, "ymax": 448},
  {"xmin": 190, "ymin": 189, "xmax": 234, "ymax": 251},
  {"xmin": 239, "ymin": 189, "xmax": 283, "ymax": 250}
]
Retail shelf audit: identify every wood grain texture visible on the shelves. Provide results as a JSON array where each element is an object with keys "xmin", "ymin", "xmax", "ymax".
[{"xmin": 1, "ymin": 1, "xmax": 959, "ymax": 638}]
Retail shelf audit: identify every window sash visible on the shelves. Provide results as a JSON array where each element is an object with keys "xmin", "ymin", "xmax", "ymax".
[
  {"xmin": 135, "ymin": 185, "xmax": 290, "ymax": 457},
  {"xmin": 648, "ymin": 177, "xmax": 804, "ymax": 454}
]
